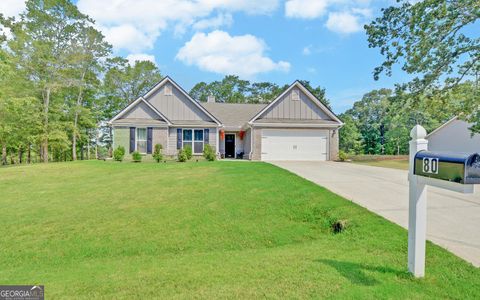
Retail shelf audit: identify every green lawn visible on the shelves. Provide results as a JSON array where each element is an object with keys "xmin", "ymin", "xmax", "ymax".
[
  {"xmin": 352, "ymin": 159, "xmax": 409, "ymax": 170},
  {"xmin": 0, "ymin": 161, "xmax": 478, "ymax": 299}
]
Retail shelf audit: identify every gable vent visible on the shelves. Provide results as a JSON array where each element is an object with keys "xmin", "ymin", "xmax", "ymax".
[
  {"xmin": 164, "ymin": 84, "xmax": 173, "ymax": 96},
  {"xmin": 292, "ymin": 89, "xmax": 300, "ymax": 101}
]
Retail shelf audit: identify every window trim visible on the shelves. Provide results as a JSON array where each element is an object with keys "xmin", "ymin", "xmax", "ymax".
[
  {"xmin": 182, "ymin": 128, "xmax": 205, "ymax": 155},
  {"xmin": 136, "ymin": 127, "xmax": 147, "ymax": 154}
]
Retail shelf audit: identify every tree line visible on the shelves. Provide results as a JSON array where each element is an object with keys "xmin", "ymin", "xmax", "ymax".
[
  {"xmin": 0, "ymin": 0, "xmax": 478, "ymax": 164},
  {"xmin": 0, "ymin": 0, "xmax": 330, "ymax": 165},
  {"xmin": 339, "ymin": 81, "xmax": 478, "ymax": 155}
]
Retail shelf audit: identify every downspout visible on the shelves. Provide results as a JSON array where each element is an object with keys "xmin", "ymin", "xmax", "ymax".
[{"xmin": 248, "ymin": 123, "xmax": 254, "ymax": 160}]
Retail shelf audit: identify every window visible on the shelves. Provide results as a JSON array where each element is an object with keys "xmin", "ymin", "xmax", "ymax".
[
  {"xmin": 182, "ymin": 129, "xmax": 204, "ymax": 154},
  {"xmin": 183, "ymin": 129, "xmax": 193, "ymax": 151},
  {"xmin": 292, "ymin": 89, "xmax": 300, "ymax": 101},
  {"xmin": 136, "ymin": 128, "xmax": 147, "ymax": 153},
  {"xmin": 194, "ymin": 129, "xmax": 204, "ymax": 154},
  {"xmin": 164, "ymin": 84, "xmax": 172, "ymax": 96}
]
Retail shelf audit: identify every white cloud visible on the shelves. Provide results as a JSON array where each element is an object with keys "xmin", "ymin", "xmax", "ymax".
[
  {"xmin": 176, "ymin": 30, "xmax": 290, "ymax": 78},
  {"xmin": 285, "ymin": 0, "xmax": 329, "ymax": 19},
  {"xmin": 284, "ymin": 0, "xmax": 373, "ymax": 35},
  {"xmin": 77, "ymin": 0, "xmax": 279, "ymax": 53},
  {"xmin": 326, "ymin": 11, "xmax": 362, "ymax": 34},
  {"xmin": 99, "ymin": 24, "xmax": 159, "ymax": 52},
  {"xmin": 0, "ymin": 0, "xmax": 26, "ymax": 18},
  {"xmin": 126, "ymin": 53, "xmax": 157, "ymax": 65},
  {"xmin": 302, "ymin": 45, "xmax": 312, "ymax": 55},
  {"xmin": 193, "ymin": 13, "xmax": 233, "ymax": 31}
]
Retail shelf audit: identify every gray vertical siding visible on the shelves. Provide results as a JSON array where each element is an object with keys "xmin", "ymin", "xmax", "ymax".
[
  {"xmin": 146, "ymin": 83, "xmax": 213, "ymax": 122},
  {"xmin": 119, "ymin": 101, "xmax": 164, "ymax": 121},
  {"xmin": 259, "ymin": 88, "xmax": 331, "ymax": 120}
]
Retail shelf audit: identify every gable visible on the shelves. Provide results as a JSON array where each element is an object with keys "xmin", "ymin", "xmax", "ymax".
[
  {"xmin": 258, "ymin": 87, "xmax": 333, "ymax": 121},
  {"xmin": 144, "ymin": 78, "xmax": 219, "ymax": 123},
  {"xmin": 119, "ymin": 101, "xmax": 164, "ymax": 121},
  {"xmin": 428, "ymin": 119, "xmax": 480, "ymax": 153},
  {"xmin": 250, "ymin": 81, "xmax": 342, "ymax": 125}
]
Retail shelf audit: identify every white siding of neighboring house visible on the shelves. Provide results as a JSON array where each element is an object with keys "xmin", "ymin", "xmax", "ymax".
[{"xmin": 428, "ymin": 119, "xmax": 480, "ymax": 153}]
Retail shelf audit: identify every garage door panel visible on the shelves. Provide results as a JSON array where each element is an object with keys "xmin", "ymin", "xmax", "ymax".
[{"xmin": 261, "ymin": 129, "xmax": 327, "ymax": 161}]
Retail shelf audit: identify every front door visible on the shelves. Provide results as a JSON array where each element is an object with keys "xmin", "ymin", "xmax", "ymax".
[{"xmin": 225, "ymin": 134, "xmax": 235, "ymax": 158}]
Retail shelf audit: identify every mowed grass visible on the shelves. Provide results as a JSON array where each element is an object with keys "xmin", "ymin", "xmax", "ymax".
[
  {"xmin": 352, "ymin": 159, "xmax": 409, "ymax": 170},
  {"xmin": 0, "ymin": 161, "xmax": 478, "ymax": 299}
]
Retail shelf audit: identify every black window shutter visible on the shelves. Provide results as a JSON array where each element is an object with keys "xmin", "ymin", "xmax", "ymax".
[
  {"xmin": 147, "ymin": 127, "xmax": 153, "ymax": 154},
  {"xmin": 129, "ymin": 127, "xmax": 135, "ymax": 153},
  {"xmin": 204, "ymin": 129, "xmax": 209, "ymax": 144},
  {"xmin": 177, "ymin": 129, "xmax": 182, "ymax": 149}
]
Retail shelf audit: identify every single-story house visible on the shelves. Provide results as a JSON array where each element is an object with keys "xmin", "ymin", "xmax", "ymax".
[
  {"xmin": 108, "ymin": 76, "xmax": 343, "ymax": 161},
  {"xmin": 427, "ymin": 116, "xmax": 480, "ymax": 154}
]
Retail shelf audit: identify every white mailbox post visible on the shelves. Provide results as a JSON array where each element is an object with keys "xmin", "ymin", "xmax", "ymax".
[{"xmin": 408, "ymin": 125, "xmax": 477, "ymax": 277}]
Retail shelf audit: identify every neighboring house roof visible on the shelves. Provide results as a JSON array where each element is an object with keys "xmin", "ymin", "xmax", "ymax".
[
  {"xmin": 426, "ymin": 116, "xmax": 458, "ymax": 138},
  {"xmin": 201, "ymin": 102, "xmax": 267, "ymax": 130},
  {"xmin": 249, "ymin": 80, "xmax": 343, "ymax": 125}
]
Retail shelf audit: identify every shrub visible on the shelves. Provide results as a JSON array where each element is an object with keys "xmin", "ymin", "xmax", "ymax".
[
  {"xmin": 113, "ymin": 146, "xmax": 125, "ymax": 162},
  {"xmin": 184, "ymin": 145, "xmax": 193, "ymax": 160},
  {"xmin": 177, "ymin": 149, "xmax": 188, "ymax": 162},
  {"xmin": 338, "ymin": 150, "xmax": 348, "ymax": 162},
  {"xmin": 132, "ymin": 151, "xmax": 142, "ymax": 162},
  {"xmin": 203, "ymin": 144, "xmax": 216, "ymax": 161},
  {"xmin": 153, "ymin": 144, "xmax": 163, "ymax": 163}
]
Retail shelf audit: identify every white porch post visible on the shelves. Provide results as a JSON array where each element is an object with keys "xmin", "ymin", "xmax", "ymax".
[
  {"xmin": 408, "ymin": 125, "xmax": 428, "ymax": 277},
  {"xmin": 216, "ymin": 127, "xmax": 220, "ymax": 157}
]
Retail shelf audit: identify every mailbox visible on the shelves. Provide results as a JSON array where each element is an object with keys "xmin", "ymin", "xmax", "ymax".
[{"xmin": 414, "ymin": 151, "xmax": 480, "ymax": 184}]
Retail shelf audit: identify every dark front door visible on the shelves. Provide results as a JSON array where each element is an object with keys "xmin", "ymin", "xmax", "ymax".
[{"xmin": 225, "ymin": 134, "xmax": 235, "ymax": 158}]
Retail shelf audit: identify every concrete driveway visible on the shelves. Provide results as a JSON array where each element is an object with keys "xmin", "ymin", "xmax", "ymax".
[{"xmin": 272, "ymin": 161, "xmax": 480, "ymax": 267}]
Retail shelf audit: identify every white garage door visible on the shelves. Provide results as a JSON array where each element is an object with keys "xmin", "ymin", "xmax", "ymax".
[{"xmin": 261, "ymin": 129, "xmax": 328, "ymax": 161}]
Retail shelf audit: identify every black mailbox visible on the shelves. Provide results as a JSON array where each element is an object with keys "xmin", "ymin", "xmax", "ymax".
[{"xmin": 414, "ymin": 151, "xmax": 480, "ymax": 184}]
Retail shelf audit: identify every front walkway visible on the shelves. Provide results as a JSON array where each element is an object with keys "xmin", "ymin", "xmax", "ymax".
[{"xmin": 271, "ymin": 161, "xmax": 480, "ymax": 267}]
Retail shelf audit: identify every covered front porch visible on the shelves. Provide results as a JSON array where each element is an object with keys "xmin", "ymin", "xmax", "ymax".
[{"xmin": 218, "ymin": 129, "xmax": 248, "ymax": 159}]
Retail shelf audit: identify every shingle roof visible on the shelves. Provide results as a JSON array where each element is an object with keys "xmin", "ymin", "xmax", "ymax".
[{"xmin": 201, "ymin": 102, "xmax": 267, "ymax": 130}]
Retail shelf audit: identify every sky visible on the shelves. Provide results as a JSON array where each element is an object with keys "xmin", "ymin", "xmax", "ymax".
[{"xmin": 0, "ymin": 0, "xmax": 412, "ymax": 113}]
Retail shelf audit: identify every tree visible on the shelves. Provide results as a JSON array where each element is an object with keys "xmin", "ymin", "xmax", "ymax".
[
  {"xmin": 102, "ymin": 58, "xmax": 163, "ymax": 119},
  {"xmin": 190, "ymin": 82, "xmax": 211, "ymax": 102},
  {"xmin": 365, "ymin": 0, "xmax": 479, "ymax": 128},
  {"xmin": 338, "ymin": 114, "xmax": 363, "ymax": 154},
  {"xmin": 66, "ymin": 25, "xmax": 111, "ymax": 160},
  {"xmin": 2, "ymin": 0, "xmax": 92, "ymax": 162},
  {"xmin": 366, "ymin": 0, "xmax": 479, "ymax": 87},
  {"xmin": 298, "ymin": 80, "xmax": 331, "ymax": 109},
  {"xmin": 344, "ymin": 89, "xmax": 392, "ymax": 154},
  {"xmin": 249, "ymin": 82, "xmax": 282, "ymax": 103}
]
